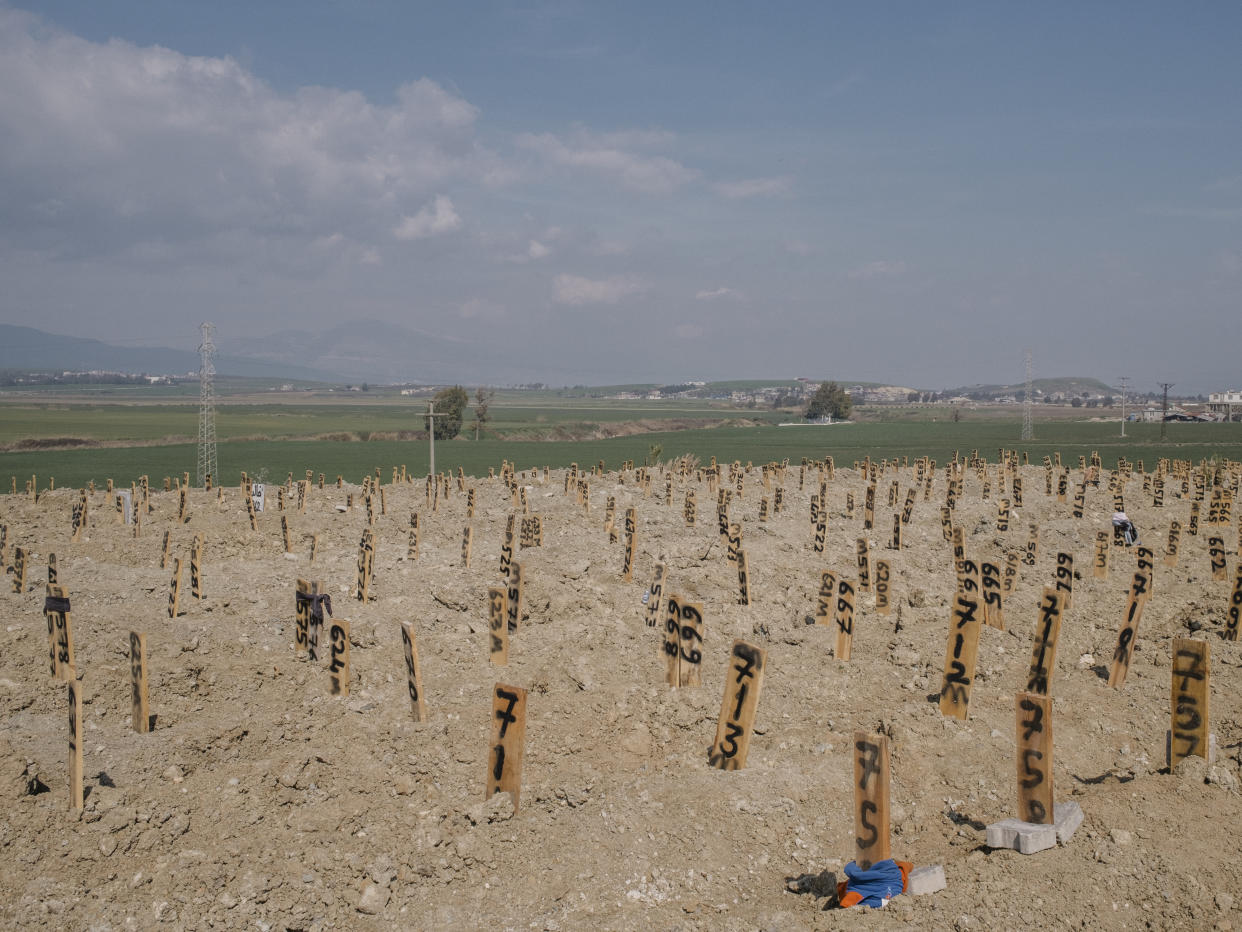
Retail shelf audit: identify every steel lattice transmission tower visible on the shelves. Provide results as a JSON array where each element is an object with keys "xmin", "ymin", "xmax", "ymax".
[
  {"xmin": 1021, "ymin": 350, "xmax": 1034, "ymax": 441},
  {"xmin": 197, "ymin": 322, "xmax": 218, "ymax": 488}
]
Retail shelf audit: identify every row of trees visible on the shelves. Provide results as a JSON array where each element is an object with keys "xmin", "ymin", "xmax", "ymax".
[{"xmin": 425, "ymin": 385, "xmax": 496, "ymax": 440}]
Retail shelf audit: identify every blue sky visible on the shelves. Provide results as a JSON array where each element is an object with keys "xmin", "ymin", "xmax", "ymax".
[{"xmin": 2, "ymin": 2, "xmax": 1239, "ymax": 390}]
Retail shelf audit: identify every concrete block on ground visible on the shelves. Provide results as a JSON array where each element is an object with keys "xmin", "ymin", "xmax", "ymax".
[
  {"xmin": 986, "ymin": 817, "xmax": 1056, "ymax": 854},
  {"xmin": 907, "ymin": 865, "xmax": 945, "ymax": 896},
  {"xmin": 1053, "ymin": 801, "xmax": 1083, "ymax": 844},
  {"xmin": 987, "ymin": 801, "xmax": 1084, "ymax": 854}
]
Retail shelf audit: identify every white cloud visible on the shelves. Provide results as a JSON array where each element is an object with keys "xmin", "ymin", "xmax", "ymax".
[
  {"xmin": 695, "ymin": 286, "xmax": 740, "ymax": 300},
  {"xmin": 848, "ymin": 260, "xmax": 907, "ymax": 280},
  {"xmin": 552, "ymin": 273, "xmax": 641, "ymax": 305},
  {"xmin": 517, "ymin": 130, "xmax": 696, "ymax": 194},
  {"xmin": 393, "ymin": 196, "xmax": 461, "ymax": 240},
  {"xmin": 0, "ymin": 10, "xmax": 502, "ymax": 257},
  {"xmin": 785, "ymin": 240, "xmax": 815, "ymax": 256},
  {"xmin": 528, "ymin": 239, "xmax": 550, "ymax": 259},
  {"xmin": 714, "ymin": 176, "xmax": 790, "ymax": 199}
]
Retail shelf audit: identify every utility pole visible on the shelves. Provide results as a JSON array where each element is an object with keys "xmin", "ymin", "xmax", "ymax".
[
  {"xmin": 1021, "ymin": 350, "xmax": 1034, "ymax": 442},
  {"xmin": 426, "ymin": 402, "xmax": 437, "ymax": 479},
  {"xmin": 1118, "ymin": 377, "xmax": 1129, "ymax": 437},
  {"xmin": 197, "ymin": 322, "xmax": 218, "ymax": 488},
  {"xmin": 1159, "ymin": 383, "xmax": 1174, "ymax": 441}
]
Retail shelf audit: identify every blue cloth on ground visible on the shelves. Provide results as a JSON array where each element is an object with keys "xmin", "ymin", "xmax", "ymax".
[{"xmin": 842, "ymin": 859, "xmax": 904, "ymax": 908}]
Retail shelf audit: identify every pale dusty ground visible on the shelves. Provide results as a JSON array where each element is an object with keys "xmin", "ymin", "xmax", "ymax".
[{"xmin": 2, "ymin": 457, "xmax": 1241, "ymax": 931}]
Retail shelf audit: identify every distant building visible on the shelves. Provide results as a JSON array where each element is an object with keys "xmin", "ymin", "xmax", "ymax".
[{"xmin": 1207, "ymin": 390, "xmax": 1241, "ymax": 422}]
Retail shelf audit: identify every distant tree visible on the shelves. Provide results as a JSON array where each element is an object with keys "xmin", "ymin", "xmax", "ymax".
[
  {"xmin": 427, "ymin": 385, "xmax": 468, "ymax": 440},
  {"xmin": 472, "ymin": 386, "xmax": 495, "ymax": 440},
  {"xmin": 805, "ymin": 381, "xmax": 852, "ymax": 421},
  {"xmin": 1071, "ymin": 397, "xmax": 1083, "ymax": 408},
  {"xmin": 907, "ymin": 391, "xmax": 921, "ymax": 402},
  {"xmin": 1102, "ymin": 396, "xmax": 1115, "ymax": 407}
]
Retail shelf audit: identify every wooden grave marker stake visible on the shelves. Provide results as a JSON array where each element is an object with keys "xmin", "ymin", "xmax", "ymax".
[
  {"xmin": 167, "ymin": 557, "xmax": 182, "ymax": 618},
  {"xmin": 407, "ymin": 513, "xmax": 420, "ymax": 560},
  {"xmin": 997, "ymin": 498, "xmax": 1011, "ymax": 532},
  {"xmin": 852, "ymin": 732, "xmax": 892, "ymax": 869},
  {"xmin": 1016, "ymin": 693, "xmax": 1054, "ymax": 824},
  {"xmin": 400, "ymin": 622, "xmax": 428, "ymax": 721},
  {"xmin": 1026, "ymin": 588, "xmax": 1064, "ymax": 695},
  {"xmin": 461, "ymin": 525, "xmax": 473, "ymax": 568},
  {"xmin": 47, "ymin": 552, "xmax": 57, "ymax": 585},
  {"xmin": 487, "ymin": 683, "xmax": 528, "ymax": 809},
  {"xmin": 736, "ymin": 549, "xmax": 751, "ymax": 605},
  {"xmin": 190, "ymin": 533, "xmax": 203, "ymax": 600},
  {"xmin": 1003, "ymin": 549, "xmax": 1021, "ymax": 594},
  {"xmin": 294, "ymin": 578, "xmax": 316, "ymax": 655},
  {"xmin": 355, "ymin": 528, "xmax": 375, "ymax": 602},
  {"xmin": 1093, "ymin": 531, "xmax": 1109, "ymax": 579},
  {"xmin": 833, "ymin": 577, "xmax": 857, "ymax": 660},
  {"xmin": 281, "ymin": 516, "xmax": 291, "ymax": 553},
  {"xmin": 664, "ymin": 595, "xmax": 704, "ymax": 687},
  {"xmin": 814, "ymin": 570, "xmax": 838, "ymax": 625},
  {"xmin": 1226, "ymin": 562, "xmax": 1242, "ymax": 641},
  {"xmin": 684, "ymin": 491, "xmax": 696, "ymax": 526},
  {"xmin": 1108, "ymin": 569, "xmax": 1152, "ymax": 688},
  {"xmin": 160, "ymin": 530, "xmax": 171, "ymax": 569},
  {"xmin": 645, "ymin": 561, "xmax": 667, "ymax": 627},
  {"xmin": 506, "ymin": 561, "xmax": 523, "ymax": 633},
  {"xmin": 129, "ymin": 631, "xmax": 150, "ymax": 733},
  {"xmin": 1209, "ymin": 536, "xmax": 1227, "ymax": 581},
  {"xmin": 981, "ymin": 561, "xmax": 1004, "ymax": 629},
  {"xmin": 487, "ymin": 587, "xmax": 509, "ymax": 665},
  {"xmin": 12, "ymin": 545, "xmax": 26, "ymax": 593},
  {"xmin": 1053, "ymin": 551, "xmax": 1073, "ymax": 610},
  {"xmin": 623, "ymin": 507, "xmax": 637, "ymax": 581},
  {"xmin": 855, "ymin": 538, "xmax": 872, "ymax": 592},
  {"xmin": 328, "ymin": 619, "xmax": 351, "ymax": 696},
  {"xmin": 495, "ymin": 514, "xmax": 514, "ymax": 576},
  {"xmin": 68, "ymin": 676, "xmax": 83, "ymax": 810},
  {"xmin": 45, "ymin": 583, "xmax": 74, "ymax": 678},
  {"xmin": 1170, "ymin": 637, "xmax": 1209, "ymax": 768},
  {"xmin": 707, "ymin": 640, "xmax": 766, "ymax": 770},
  {"xmin": 875, "ymin": 559, "xmax": 891, "ymax": 616},
  {"xmin": 1024, "ymin": 523, "xmax": 1039, "ymax": 567},
  {"xmin": 939, "ymin": 584, "xmax": 983, "ymax": 719}
]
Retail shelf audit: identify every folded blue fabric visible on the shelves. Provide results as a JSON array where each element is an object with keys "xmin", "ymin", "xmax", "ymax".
[{"xmin": 842, "ymin": 859, "xmax": 904, "ymax": 908}]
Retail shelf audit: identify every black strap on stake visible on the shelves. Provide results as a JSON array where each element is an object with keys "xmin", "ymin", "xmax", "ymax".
[
  {"xmin": 44, "ymin": 596, "xmax": 71, "ymax": 614},
  {"xmin": 295, "ymin": 591, "xmax": 333, "ymax": 623}
]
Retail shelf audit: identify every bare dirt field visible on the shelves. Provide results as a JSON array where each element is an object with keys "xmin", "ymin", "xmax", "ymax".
[{"xmin": 2, "ymin": 455, "xmax": 1240, "ymax": 930}]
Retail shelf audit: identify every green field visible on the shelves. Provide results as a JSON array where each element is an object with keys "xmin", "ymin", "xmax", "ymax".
[{"xmin": 3, "ymin": 418, "xmax": 1240, "ymax": 490}]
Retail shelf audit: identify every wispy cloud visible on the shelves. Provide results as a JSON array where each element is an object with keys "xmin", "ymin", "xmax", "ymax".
[
  {"xmin": 553, "ymin": 273, "xmax": 641, "ymax": 305},
  {"xmin": 393, "ymin": 196, "xmax": 461, "ymax": 240},
  {"xmin": 714, "ymin": 176, "xmax": 790, "ymax": 199},
  {"xmin": 517, "ymin": 129, "xmax": 695, "ymax": 194},
  {"xmin": 695, "ymin": 286, "xmax": 741, "ymax": 300},
  {"xmin": 527, "ymin": 239, "xmax": 550, "ymax": 259}
]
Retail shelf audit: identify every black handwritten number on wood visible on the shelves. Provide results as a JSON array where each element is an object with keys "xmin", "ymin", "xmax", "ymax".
[
  {"xmin": 492, "ymin": 744, "xmax": 506, "ymax": 781},
  {"xmin": 130, "ymin": 632, "xmax": 142, "ymax": 707},
  {"xmin": 495, "ymin": 688, "xmax": 519, "ymax": 739},
  {"xmin": 855, "ymin": 739, "xmax": 882, "ymax": 851},
  {"xmin": 401, "ymin": 627, "xmax": 420, "ymax": 703},
  {"xmin": 678, "ymin": 603, "xmax": 703, "ymax": 664}
]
